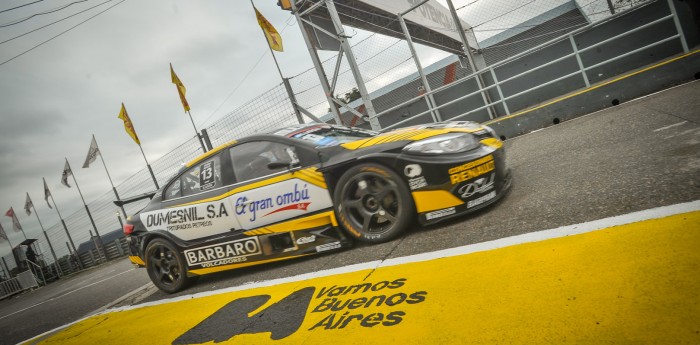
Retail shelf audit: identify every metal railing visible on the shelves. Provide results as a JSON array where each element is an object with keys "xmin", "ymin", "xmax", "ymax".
[
  {"xmin": 378, "ymin": 0, "xmax": 688, "ymax": 130},
  {"xmin": 0, "ymin": 270, "xmax": 38, "ymax": 300}
]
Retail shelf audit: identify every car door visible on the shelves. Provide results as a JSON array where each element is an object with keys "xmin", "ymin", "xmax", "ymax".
[
  {"xmin": 141, "ymin": 152, "xmax": 242, "ymax": 241},
  {"xmin": 227, "ymin": 140, "xmax": 334, "ymax": 231}
]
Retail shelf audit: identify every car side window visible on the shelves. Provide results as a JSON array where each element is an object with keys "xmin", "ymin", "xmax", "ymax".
[
  {"xmin": 164, "ymin": 156, "xmax": 222, "ymax": 200},
  {"xmin": 165, "ymin": 179, "xmax": 182, "ymax": 199},
  {"xmin": 229, "ymin": 141, "xmax": 299, "ymax": 182}
]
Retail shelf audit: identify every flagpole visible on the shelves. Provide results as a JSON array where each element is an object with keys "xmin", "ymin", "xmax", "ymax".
[
  {"xmin": 28, "ymin": 198, "xmax": 62, "ymax": 276},
  {"xmin": 12, "ymin": 209, "xmax": 28, "ymax": 241},
  {"xmin": 0, "ymin": 234, "xmax": 17, "ymax": 276},
  {"xmin": 170, "ymin": 64, "xmax": 207, "ymax": 153},
  {"xmin": 3, "ymin": 233, "xmax": 14, "ymax": 250},
  {"xmin": 251, "ymin": 1, "xmax": 305, "ymax": 124},
  {"xmin": 45, "ymin": 178, "xmax": 80, "ymax": 265},
  {"xmin": 0, "ymin": 224, "xmax": 14, "ymax": 251},
  {"xmin": 65, "ymin": 158, "xmax": 104, "ymax": 259},
  {"xmin": 137, "ymin": 144, "xmax": 159, "ymax": 190},
  {"xmin": 93, "ymin": 136, "xmax": 128, "ymax": 219},
  {"xmin": 186, "ymin": 110, "xmax": 207, "ymax": 153}
]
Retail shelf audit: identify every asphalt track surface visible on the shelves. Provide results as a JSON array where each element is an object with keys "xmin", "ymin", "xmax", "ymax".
[
  {"xmin": 139, "ymin": 79, "xmax": 700, "ymax": 300},
  {"xmin": 1, "ymin": 80, "xmax": 699, "ymax": 344}
]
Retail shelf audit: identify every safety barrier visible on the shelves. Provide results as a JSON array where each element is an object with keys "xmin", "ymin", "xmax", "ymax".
[
  {"xmin": 378, "ymin": 0, "xmax": 693, "ymax": 131},
  {"xmin": 0, "ymin": 270, "xmax": 38, "ymax": 300}
]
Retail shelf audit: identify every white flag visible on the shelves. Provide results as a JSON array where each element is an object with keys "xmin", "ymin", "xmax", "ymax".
[
  {"xmin": 43, "ymin": 178, "xmax": 53, "ymax": 209},
  {"xmin": 82, "ymin": 135, "xmax": 100, "ymax": 168},
  {"xmin": 61, "ymin": 159, "xmax": 72, "ymax": 188},
  {"xmin": 24, "ymin": 193, "xmax": 33, "ymax": 216}
]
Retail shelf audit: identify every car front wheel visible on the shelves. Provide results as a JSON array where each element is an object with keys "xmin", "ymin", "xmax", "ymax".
[
  {"xmin": 334, "ymin": 163, "xmax": 414, "ymax": 244},
  {"xmin": 145, "ymin": 238, "xmax": 193, "ymax": 293}
]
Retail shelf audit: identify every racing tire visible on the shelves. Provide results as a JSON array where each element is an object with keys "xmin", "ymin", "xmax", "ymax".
[
  {"xmin": 145, "ymin": 238, "xmax": 194, "ymax": 293},
  {"xmin": 334, "ymin": 163, "xmax": 414, "ymax": 244}
]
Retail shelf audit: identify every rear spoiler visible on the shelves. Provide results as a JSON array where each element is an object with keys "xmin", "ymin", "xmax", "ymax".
[{"xmin": 113, "ymin": 191, "xmax": 157, "ymax": 207}]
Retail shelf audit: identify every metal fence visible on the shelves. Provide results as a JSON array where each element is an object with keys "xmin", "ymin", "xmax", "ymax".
[
  {"xmin": 284, "ymin": 0, "xmax": 653, "ymax": 127},
  {"xmin": 0, "ymin": 0, "xmax": 682, "ymax": 284}
]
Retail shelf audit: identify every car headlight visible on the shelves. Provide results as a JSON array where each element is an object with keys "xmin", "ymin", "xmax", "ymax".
[{"xmin": 403, "ymin": 133, "xmax": 480, "ymax": 154}]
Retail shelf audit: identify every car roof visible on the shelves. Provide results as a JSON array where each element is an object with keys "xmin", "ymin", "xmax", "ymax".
[{"xmin": 182, "ymin": 129, "xmax": 319, "ymax": 169}]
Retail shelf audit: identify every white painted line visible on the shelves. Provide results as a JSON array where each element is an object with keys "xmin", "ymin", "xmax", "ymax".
[
  {"xmin": 0, "ymin": 268, "xmax": 134, "ymax": 322},
  {"xmin": 106, "ymin": 199, "xmax": 700, "ymax": 314},
  {"xmin": 381, "ymin": 200, "xmax": 700, "ymax": 268},
  {"xmin": 654, "ymin": 121, "xmax": 688, "ymax": 132},
  {"xmin": 89, "ymin": 282, "xmax": 155, "ymax": 317},
  {"xmin": 22, "ymin": 200, "xmax": 700, "ymax": 344},
  {"xmin": 664, "ymin": 128, "xmax": 700, "ymax": 140}
]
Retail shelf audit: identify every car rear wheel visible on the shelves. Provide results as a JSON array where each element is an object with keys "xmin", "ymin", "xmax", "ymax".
[
  {"xmin": 145, "ymin": 238, "xmax": 193, "ymax": 293},
  {"xmin": 334, "ymin": 163, "xmax": 414, "ymax": 244}
]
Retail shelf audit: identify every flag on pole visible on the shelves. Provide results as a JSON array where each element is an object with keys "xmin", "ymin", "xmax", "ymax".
[
  {"xmin": 118, "ymin": 103, "xmax": 141, "ymax": 145},
  {"xmin": 5, "ymin": 207, "xmax": 22, "ymax": 232},
  {"xmin": 82, "ymin": 135, "xmax": 100, "ymax": 168},
  {"xmin": 43, "ymin": 178, "xmax": 53, "ymax": 209},
  {"xmin": 61, "ymin": 159, "xmax": 72, "ymax": 188},
  {"xmin": 0, "ymin": 222, "xmax": 7, "ymax": 242},
  {"xmin": 24, "ymin": 193, "xmax": 33, "ymax": 216},
  {"xmin": 170, "ymin": 64, "xmax": 190, "ymax": 112},
  {"xmin": 255, "ymin": 7, "xmax": 283, "ymax": 52}
]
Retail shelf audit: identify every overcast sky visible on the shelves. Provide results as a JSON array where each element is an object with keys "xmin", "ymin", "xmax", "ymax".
[
  {"xmin": 0, "ymin": 0, "xmax": 604, "ymax": 260},
  {"xmin": 0, "ymin": 0, "xmax": 331, "ymax": 257},
  {"xmin": 0, "ymin": 0, "xmax": 451, "ymax": 259}
]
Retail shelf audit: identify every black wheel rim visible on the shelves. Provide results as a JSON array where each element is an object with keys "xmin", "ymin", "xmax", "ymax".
[
  {"xmin": 341, "ymin": 171, "xmax": 401, "ymax": 236},
  {"xmin": 148, "ymin": 244, "xmax": 182, "ymax": 287}
]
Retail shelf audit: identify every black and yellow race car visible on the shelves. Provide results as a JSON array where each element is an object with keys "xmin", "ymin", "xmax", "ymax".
[{"xmin": 120, "ymin": 121, "xmax": 512, "ymax": 292}]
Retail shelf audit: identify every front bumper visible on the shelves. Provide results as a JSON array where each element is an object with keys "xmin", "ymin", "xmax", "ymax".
[{"xmin": 396, "ymin": 142, "xmax": 511, "ymax": 225}]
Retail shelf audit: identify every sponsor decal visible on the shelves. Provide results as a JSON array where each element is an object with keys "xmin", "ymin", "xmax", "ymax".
[
  {"xmin": 296, "ymin": 235, "xmax": 316, "ymax": 245},
  {"xmin": 404, "ymin": 164, "xmax": 422, "ymax": 178},
  {"xmin": 425, "ymin": 207, "xmax": 456, "ymax": 220},
  {"xmin": 173, "ymin": 278, "xmax": 428, "ymax": 343},
  {"xmin": 184, "ymin": 237, "xmax": 261, "ymax": 268},
  {"xmin": 467, "ymin": 191, "xmax": 496, "ymax": 208},
  {"xmin": 448, "ymin": 155, "xmax": 495, "ymax": 185},
  {"xmin": 235, "ymin": 183, "xmax": 311, "ymax": 222},
  {"xmin": 199, "ymin": 160, "xmax": 216, "ymax": 190},
  {"xmin": 408, "ymin": 176, "xmax": 428, "ymax": 190},
  {"xmin": 298, "ymin": 133, "xmax": 325, "ymax": 142},
  {"xmin": 316, "ymin": 242, "xmax": 341, "ymax": 252},
  {"xmin": 146, "ymin": 203, "xmax": 230, "ymax": 232},
  {"xmin": 457, "ymin": 173, "xmax": 495, "ymax": 199}
]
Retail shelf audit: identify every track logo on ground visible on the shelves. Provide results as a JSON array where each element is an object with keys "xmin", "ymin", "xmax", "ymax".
[{"xmin": 172, "ymin": 277, "xmax": 428, "ymax": 344}]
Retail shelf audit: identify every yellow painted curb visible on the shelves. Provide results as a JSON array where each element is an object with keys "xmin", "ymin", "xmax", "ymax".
[{"xmin": 28, "ymin": 211, "xmax": 700, "ymax": 344}]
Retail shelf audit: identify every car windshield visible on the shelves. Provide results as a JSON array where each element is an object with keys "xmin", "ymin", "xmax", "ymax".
[{"xmin": 285, "ymin": 126, "xmax": 377, "ymax": 147}]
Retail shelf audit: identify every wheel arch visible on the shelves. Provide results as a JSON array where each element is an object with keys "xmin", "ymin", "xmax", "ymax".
[
  {"xmin": 322, "ymin": 154, "xmax": 404, "ymax": 197},
  {"xmin": 137, "ymin": 230, "xmax": 187, "ymax": 261}
]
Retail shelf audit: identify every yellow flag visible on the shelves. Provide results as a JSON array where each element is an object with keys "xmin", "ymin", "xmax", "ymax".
[
  {"xmin": 255, "ymin": 7, "xmax": 283, "ymax": 52},
  {"xmin": 118, "ymin": 103, "xmax": 141, "ymax": 145},
  {"xmin": 170, "ymin": 63, "xmax": 190, "ymax": 112}
]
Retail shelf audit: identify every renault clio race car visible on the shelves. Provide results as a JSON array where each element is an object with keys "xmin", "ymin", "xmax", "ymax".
[{"xmin": 121, "ymin": 121, "xmax": 512, "ymax": 292}]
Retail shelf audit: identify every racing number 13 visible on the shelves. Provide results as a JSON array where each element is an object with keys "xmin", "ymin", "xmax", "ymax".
[{"xmin": 200, "ymin": 161, "xmax": 216, "ymax": 190}]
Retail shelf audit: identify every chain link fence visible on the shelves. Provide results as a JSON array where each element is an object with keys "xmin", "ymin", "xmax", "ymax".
[{"xmin": 0, "ymin": 0, "xmax": 661, "ymax": 281}]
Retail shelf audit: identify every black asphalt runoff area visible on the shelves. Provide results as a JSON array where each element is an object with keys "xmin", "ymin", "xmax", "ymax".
[{"xmin": 1, "ymin": 80, "xmax": 698, "ymax": 345}]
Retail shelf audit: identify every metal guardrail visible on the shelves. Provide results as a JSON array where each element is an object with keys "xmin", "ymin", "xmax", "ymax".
[
  {"xmin": 379, "ymin": 0, "xmax": 688, "ymax": 131},
  {"xmin": 0, "ymin": 270, "xmax": 38, "ymax": 300}
]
